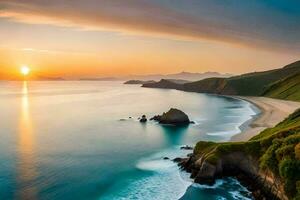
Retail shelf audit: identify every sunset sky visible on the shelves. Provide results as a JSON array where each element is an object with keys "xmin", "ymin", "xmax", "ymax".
[{"xmin": 0, "ymin": 0, "xmax": 299, "ymax": 79}]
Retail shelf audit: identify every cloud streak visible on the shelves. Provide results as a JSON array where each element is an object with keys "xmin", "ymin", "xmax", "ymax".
[{"xmin": 0, "ymin": 0, "xmax": 299, "ymax": 52}]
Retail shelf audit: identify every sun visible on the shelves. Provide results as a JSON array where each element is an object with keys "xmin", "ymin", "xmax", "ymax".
[{"xmin": 20, "ymin": 66, "xmax": 30, "ymax": 76}]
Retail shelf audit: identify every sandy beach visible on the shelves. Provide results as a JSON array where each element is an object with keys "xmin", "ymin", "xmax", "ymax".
[{"xmin": 231, "ymin": 97, "xmax": 300, "ymax": 141}]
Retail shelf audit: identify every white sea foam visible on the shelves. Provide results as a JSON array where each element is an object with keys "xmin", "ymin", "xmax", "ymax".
[
  {"xmin": 136, "ymin": 158, "xmax": 175, "ymax": 172},
  {"xmin": 206, "ymin": 99, "xmax": 258, "ymax": 140},
  {"xmin": 101, "ymin": 147, "xmax": 193, "ymax": 200},
  {"xmin": 230, "ymin": 191, "xmax": 252, "ymax": 200},
  {"xmin": 191, "ymin": 179, "xmax": 225, "ymax": 189}
]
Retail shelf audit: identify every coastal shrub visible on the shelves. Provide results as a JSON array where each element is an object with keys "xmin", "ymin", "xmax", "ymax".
[
  {"xmin": 284, "ymin": 134, "xmax": 300, "ymax": 145},
  {"xmin": 243, "ymin": 141, "xmax": 261, "ymax": 155},
  {"xmin": 295, "ymin": 143, "xmax": 300, "ymax": 160},
  {"xmin": 260, "ymin": 141, "xmax": 281, "ymax": 173},
  {"xmin": 206, "ymin": 154, "xmax": 219, "ymax": 165},
  {"xmin": 279, "ymin": 159, "xmax": 300, "ymax": 198},
  {"xmin": 276, "ymin": 144, "xmax": 295, "ymax": 161},
  {"xmin": 288, "ymin": 109, "xmax": 300, "ymax": 121},
  {"xmin": 194, "ymin": 141, "xmax": 216, "ymax": 155},
  {"xmin": 260, "ymin": 137, "xmax": 274, "ymax": 149},
  {"xmin": 284, "ymin": 179, "xmax": 297, "ymax": 198},
  {"xmin": 279, "ymin": 159, "xmax": 300, "ymax": 180},
  {"xmin": 296, "ymin": 181, "xmax": 300, "ymax": 199},
  {"xmin": 216, "ymin": 143, "xmax": 242, "ymax": 153}
]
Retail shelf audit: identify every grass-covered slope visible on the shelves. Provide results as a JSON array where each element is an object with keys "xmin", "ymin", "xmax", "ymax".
[
  {"xmin": 142, "ymin": 79, "xmax": 184, "ymax": 89},
  {"xmin": 262, "ymin": 73, "xmax": 300, "ymax": 101},
  {"xmin": 143, "ymin": 60, "xmax": 300, "ymax": 100},
  {"xmin": 183, "ymin": 60, "xmax": 300, "ymax": 96},
  {"xmin": 193, "ymin": 109, "xmax": 300, "ymax": 199}
]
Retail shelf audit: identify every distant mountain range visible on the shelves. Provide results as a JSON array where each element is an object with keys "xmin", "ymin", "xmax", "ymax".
[
  {"xmin": 143, "ymin": 60, "xmax": 300, "ymax": 101},
  {"xmin": 80, "ymin": 71, "xmax": 232, "ymax": 82},
  {"xmin": 0, "ymin": 71, "xmax": 232, "ymax": 81},
  {"xmin": 125, "ymin": 71, "xmax": 232, "ymax": 81}
]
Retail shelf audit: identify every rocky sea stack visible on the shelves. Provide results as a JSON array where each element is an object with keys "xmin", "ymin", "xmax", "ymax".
[
  {"xmin": 151, "ymin": 108, "xmax": 191, "ymax": 125},
  {"xmin": 139, "ymin": 115, "xmax": 147, "ymax": 123}
]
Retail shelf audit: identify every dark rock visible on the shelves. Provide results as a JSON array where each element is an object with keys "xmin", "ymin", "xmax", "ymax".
[
  {"xmin": 180, "ymin": 145, "xmax": 193, "ymax": 150},
  {"xmin": 194, "ymin": 161, "xmax": 217, "ymax": 185},
  {"xmin": 139, "ymin": 115, "xmax": 147, "ymax": 123},
  {"xmin": 124, "ymin": 80, "xmax": 156, "ymax": 85},
  {"xmin": 173, "ymin": 157, "xmax": 189, "ymax": 166},
  {"xmin": 178, "ymin": 149, "xmax": 283, "ymax": 200},
  {"xmin": 187, "ymin": 153, "xmax": 193, "ymax": 157},
  {"xmin": 151, "ymin": 108, "xmax": 190, "ymax": 125},
  {"xmin": 150, "ymin": 115, "xmax": 161, "ymax": 121},
  {"xmin": 163, "ymin": 157, "xmax": 169, "ymax": 160},
  {"xmin": 173, "ymin": 157, "xmax": 184, "ymax": 163}
]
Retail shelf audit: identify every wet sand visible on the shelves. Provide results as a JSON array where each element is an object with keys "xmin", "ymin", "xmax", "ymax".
[{"xmin": 231, "ymin": 97, "xmax": 300, "ymax": 141}]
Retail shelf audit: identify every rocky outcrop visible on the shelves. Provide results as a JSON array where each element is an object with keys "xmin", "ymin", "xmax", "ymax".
[
  {"xmin": 142, "ymin": 79, "xmax": 184, "ymax": 90},
  {"xmin": 124, "ymin": 80, "xmax": 156, "ymax": 84},
  {"xmin": 139, "ymin": 115, "xmax": 147, "ymax": 123},
  {"xmin": 150, "ymin": 108, "xmax": 191, "ymax": 125},
  {"xmin": 178, "ymin": 150, "xmax": 287, "ymax": 200},
  {"xmin": 180, "ymin": 145, "xmax": 193, "ymax": 150}
]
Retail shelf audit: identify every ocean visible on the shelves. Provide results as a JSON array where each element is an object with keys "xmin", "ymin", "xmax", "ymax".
[{"xmin": 0, "ymin": 81, "xmax": 257, "ymax": 200}]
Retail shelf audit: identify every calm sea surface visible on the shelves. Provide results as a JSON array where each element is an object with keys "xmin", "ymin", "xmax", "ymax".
[{"xmin": 0, "ymin": 81, "xmax": 257, "ymax": 200}]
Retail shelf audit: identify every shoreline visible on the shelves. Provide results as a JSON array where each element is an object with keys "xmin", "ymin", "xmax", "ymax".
[
  {"xmin": 178, "ymin": 95, "xmax": 300, "ymax": 200},
  {"xmin": 230, "ymin": 96, "xmax": 300, "ymax": 142}
]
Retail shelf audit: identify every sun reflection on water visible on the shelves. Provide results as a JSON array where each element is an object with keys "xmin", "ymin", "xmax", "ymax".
[{"xmin": 16, "ymin": 81, "xmax": 37, "ymax": 199}]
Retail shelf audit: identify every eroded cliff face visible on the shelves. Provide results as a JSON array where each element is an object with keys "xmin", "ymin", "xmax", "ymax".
[{"xmin": 178, "ymin": 152, "xmax": 288, "ymax": 200}]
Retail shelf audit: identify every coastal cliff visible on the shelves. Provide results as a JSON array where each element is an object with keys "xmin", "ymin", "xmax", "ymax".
[
  {"xmin": 124, "ymin": 80, "xmax": 156, "ymax": 84},
  {"xmin": 142, "ymin": 60, "xmax": 300, "ymax": 97},
  {"xmin": 177, "ymin": 109, "xmax": 300, "ymax": 200},
  {"xmin": 142, "ymin": 79, "xmax": 186, "ymax": 89}
]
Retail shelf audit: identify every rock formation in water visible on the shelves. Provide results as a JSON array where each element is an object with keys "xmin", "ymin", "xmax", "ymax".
[
  {"xmin": 139, "ymin": 115, "xmax": 147, "ymax": 123},
  {"xmin": 150, "ymin": 108, "xmax": 190, "ymax": 125},
  {"xmin": 180, "ymin": 145, "xmax": 193, "ymax": 150}
]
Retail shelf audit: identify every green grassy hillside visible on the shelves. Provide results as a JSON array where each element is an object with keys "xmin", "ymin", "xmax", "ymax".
[
  {"xmin": 262, "ymin": 73, "xmax": 300, "ymax": 101},
  {"xmin": 183, "ymin": 60, "xmax": 300, "ymax": 96},
  {"xmin": 194, "ymin": 109, "xmax": 300, "ymax": 199}
]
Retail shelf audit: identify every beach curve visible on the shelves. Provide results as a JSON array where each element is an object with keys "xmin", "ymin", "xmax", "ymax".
[{"xmin": 231, "ymin": 96, "xmax": 300, "ymax": 142}]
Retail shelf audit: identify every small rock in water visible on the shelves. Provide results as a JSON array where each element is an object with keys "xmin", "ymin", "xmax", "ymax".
[
  {"xmin": 173, "ymin": 157, "xmax": 189, "ymax": 167},
  {"xmin": 173, "ymin": 157, "xmax": 183, "ymax": 163},
  {"xmin": 163, "ymin": 157, "xmax": 169, "ymax": 160},
  {"xmin": 139, "ymin": 115, "xmax": 147, "ymax": 123},
  {"xmin": 180, "ymin": 145, "xmax": 193, "ymax": 150},
  {"xmin": 150, "ymin": 115, "xmax": 161, "ymax": 121}
]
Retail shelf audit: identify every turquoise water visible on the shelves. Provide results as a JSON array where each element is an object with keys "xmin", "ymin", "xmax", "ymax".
[{"xmin": 0, "ymin": 81, "xmax": 257, "ymax": 200}]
